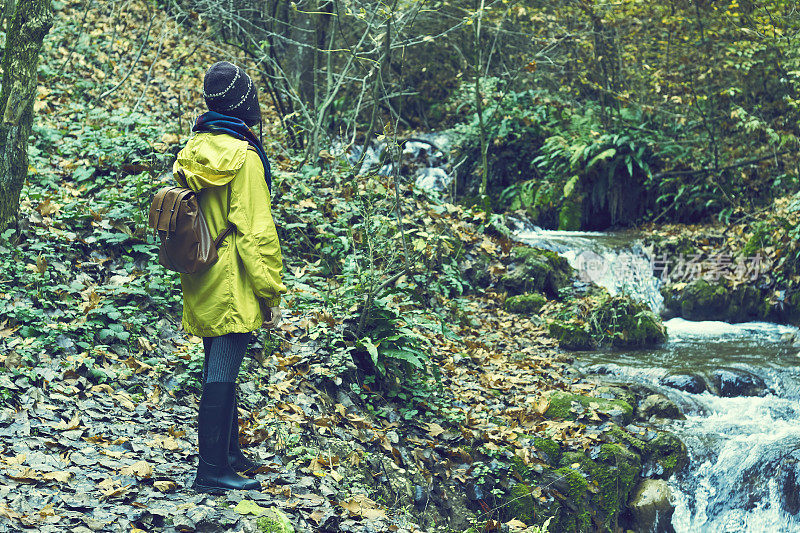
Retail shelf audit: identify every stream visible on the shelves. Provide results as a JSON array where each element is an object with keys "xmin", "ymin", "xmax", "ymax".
[
  {"xmin": 513, "ymin": 222, "xmax": 800, "ymax": 532},
  {"xmin": 350, "ymin": 137, "xmax": 800, "ymax": 530}
]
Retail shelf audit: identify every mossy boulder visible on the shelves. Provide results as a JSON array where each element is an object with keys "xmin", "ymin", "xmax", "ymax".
[
  {"xmin": 588, "ymin": 444, "xmax": 642, "ymax": 530},
  {"xmin": 590, "ymin": 295, "xmax": 667, "ymax": 348},
  {"xmin": 608, "ymin": 424, "xmax": 648, "ymax": 454},
  {"xmin": 551, "ymin": 466, "xmax": 592, "ymax": 531},
  {"xmin": 501, "ymin": 246, "xmax": 573, "ymax": 299},
  {"xmin": 506, "ymin": 444, "xmax": 641, "ymax": 532},
  {"xmin": 550, "ymin": 296, "xmax": 667, "ymax": 351},
  {"xmin": 548, "ymin": 321, "xmax": 595, "ymax": 351},
  {"xmin": 594, "ymin": 385, "xmax": 637, "ymax": 409},
  {"xmin": 505, "ymin": 483, "xmax": 537, "ymax": 525},
  {"xmin": 460, "ymin": 251, "xmax": 493, "ymax": 289},
  {"xmin": 663, "ymin": 278, "xmax": 769, "ymax": 322},
  {"xmin": 637, "ymin": 393, "xmax": 684, "ymax": 421},
  {"xmin": 505, "ymin": 292, "xmax": 547, "ymax": 314},
  {"xmin": 643, "ymin": 431, "xmax": 689, "ymax": 479},
  {"xmin": 544, "ymin": 391, "xmax": 634, "ymax": 425},
  {"xmin": 534, "ymin": 437, "xmax": 562, "ymax": 465},
  {"xmin": 664, "ymin": 278, "xmax": 729, "ymax": 321},
  {"xmin": 607, "ymin": 425, "xmax": 687, "ymax": 480},
  {"xmin": 727, "ymin": 284, "xmax": 770, "ymax": 321}
]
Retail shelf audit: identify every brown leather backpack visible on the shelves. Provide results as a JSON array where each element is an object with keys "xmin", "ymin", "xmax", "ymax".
[{"xmin": 148, "ymin": 171, "xmax": 234, "ymax": 274}]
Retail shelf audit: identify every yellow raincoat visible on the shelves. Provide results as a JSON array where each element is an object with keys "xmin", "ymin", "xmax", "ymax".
[{"xmin": 173, "ymin": 132, "xmax": 287, "ymax": 337}]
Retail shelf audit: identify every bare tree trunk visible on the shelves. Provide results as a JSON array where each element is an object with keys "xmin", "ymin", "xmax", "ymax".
[
  {"xmin": 0, "ymin": 0, "xmax": 53, "ymax": 232},
  {"xmin": 473, "ymin": 0, "xmax": 490, "ymax": 210}
]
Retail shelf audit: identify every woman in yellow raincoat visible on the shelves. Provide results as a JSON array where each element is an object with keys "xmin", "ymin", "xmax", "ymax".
[{"xmin": 173, "ymin": 61, "xmax": 286, "ymax": 493}]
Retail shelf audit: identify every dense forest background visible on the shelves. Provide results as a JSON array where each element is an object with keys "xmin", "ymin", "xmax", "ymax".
[
  {"xmin": 2, "ymin": 1, "xmax": 800, "ymax": 532},
  {"xmin": 160, "ymin": 0, "xmax": 800, "ymax": 227}
]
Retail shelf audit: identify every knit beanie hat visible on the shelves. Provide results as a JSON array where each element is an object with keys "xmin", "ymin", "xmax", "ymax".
[{"xmin": 203, "ymin": 61, "xmax": 262, "ymax": 127}]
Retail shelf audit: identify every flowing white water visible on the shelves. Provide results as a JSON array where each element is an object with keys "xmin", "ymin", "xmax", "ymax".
[
  {"xmin": 513, "ymin": 224, "xmax": 800, "ymax": 532},
  {"xmin": 330, "ymin": 133, "xmax": 453, "ymax": 192}
]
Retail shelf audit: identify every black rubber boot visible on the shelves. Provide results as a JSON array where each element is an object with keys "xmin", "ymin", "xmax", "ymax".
[
  {"xmin": 229, "ymin": 393, "xmax": 263, "ymax": 475},
  {"xmin": 193, "ymin": 382, "xmax": 260, "ymax": 493}
]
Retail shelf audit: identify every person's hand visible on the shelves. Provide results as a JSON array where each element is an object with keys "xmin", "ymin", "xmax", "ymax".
[{"xmin": 262, "ymin": 306, "xmax": 281, "ymax": 329}]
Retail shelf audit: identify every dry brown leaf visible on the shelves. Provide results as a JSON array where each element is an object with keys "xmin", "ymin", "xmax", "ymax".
[
  {"xmin": 424, "ymin": 422, "xmax": 445, "ymax": 438},
  {"xmin": 339, "ymin": 494, "xmax": 384, "ymax": 518},
  {"xmin": 7, "ymin": 467, "xmax": 38, "ymax": 482},
  {"xmin": 42, "ymin": 471, "xmax": 72, "ymax": 483},
  {"xmin": 120, "ymin": 460, "xmax": 152, "ymax": 479},
  {"xmin": 52, "ymin": 413, "xmax": 82, "ymax": 431},
  {"xmin": 153, "ymin": 480, "xmax": 177, "ymax": 493}
]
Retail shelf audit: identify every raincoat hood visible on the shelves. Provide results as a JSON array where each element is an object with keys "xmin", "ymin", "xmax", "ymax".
[{"xmin": 174, "ymin": 132, "xmax": 249, "ymax": 191}]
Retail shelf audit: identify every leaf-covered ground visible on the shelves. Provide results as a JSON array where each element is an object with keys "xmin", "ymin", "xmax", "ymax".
[{"xmin": 1, "ymin": 1, "xmax": 694, "ymax": 532}]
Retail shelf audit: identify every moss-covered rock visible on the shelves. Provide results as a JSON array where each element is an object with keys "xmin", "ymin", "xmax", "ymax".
[
  {"xmin": 668, "ymin": 278, "xmax": 730, "ymax": 321},
  {"xmin": 501, "ymin": 246, "xmax": 573, "ymax": 298},
  {"xmin": 256, "ymin": 508, "xmax": 294, "ymax": 533},
  {"xmin": 460, "ymin": 251, "xmax": 493, "ymax": 290},
  {"xmin": 591, "ymin": 444, "xmax": 642, "ymax": 530},
  {"xmin": 541, "ymin": 444, "xmax": 641, "ymax": 532},
  {"xmin": 637, "ymin": 393, "xmax": 685, "ymax": 421},
  {"xmin": 506, "ymin": 483, "xmax": 536, "ymax": 525},
  {"xmin": 590, "ymin": 295, "xmax": 667, "ymax": 348},
  {"xmin": 505, "ymin": 292, "xmax": 547, "ymax": 314},
  {"xmin": 594, "ymin": 385, "xmax": 637, "ymax": 409},
  {"xmin": 544, "ymin": 391, "xmax": 634, "ymax": 425},
  {"xmin": 548, "ymin": 321, "xmax": 595, "ymax": 351},
  {"xmin": 552, "ymin": 466, "xmax": 592, "ymax": 532},
  {"xmin": 534, "ymin": 437, "xmax": 562, "ymax": 465},
  {"xmin": 608, "ymin": 424, "xmax": 689, "ymax": 483},
  {"xmin": 663, "ymin": 278, "xmax": 770, "ymax": 322},
  {"xmin": 608, "ymin": 424, "xmax": 648, "ymax": 455},
  {"xmin": 504, "ymin": 431, "xmax": 665, "ymax": 533},
  {"xmin": 644, "ymin": 431, "xmax": 689, "ymax": 479},
  {"xmin": 549, "ymin": 295, "xmax": 667, "ymax": 351}
]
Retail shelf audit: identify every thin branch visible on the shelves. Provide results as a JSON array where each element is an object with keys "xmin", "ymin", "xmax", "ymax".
[{"xmin": 95, "ymin": 9, "xmax": 155, "ymax": 102}]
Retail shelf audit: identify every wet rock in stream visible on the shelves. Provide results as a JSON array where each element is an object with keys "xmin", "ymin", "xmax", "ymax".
[
  {"xmin": 712, "ymin": 368, "xmax": 767, "ymax": 397},
  {"xmin": 660, "ymin": 373, "xmax": 707, "ymax": 395},
  {"xmin": 637, "ymin": 393, "xmax": 685, "ymax": 421},
  {"xmin": 627, "ymin": 479, "xmax": 676, "ymax": 533}
]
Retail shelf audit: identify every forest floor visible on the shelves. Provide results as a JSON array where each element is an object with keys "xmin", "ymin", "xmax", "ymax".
[
  {"xmin": 1, "ymin": 283, "xmax": 590, "ymax": 532},
  {"xmin": 0, "ymin": 1, "xmax": 766, "ymax": 532}
]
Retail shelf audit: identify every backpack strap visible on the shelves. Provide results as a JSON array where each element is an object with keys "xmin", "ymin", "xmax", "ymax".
[
  {"xmin": 167, "ymin": 189, "xmax": 193, "ymax": 233},
  {"xmin": 213, "ymin": 223, "xmax": 235, "ymax": 249},
  {"xmin": 150, "ymin": 186, "xmax": 177, "ymax": 231}
]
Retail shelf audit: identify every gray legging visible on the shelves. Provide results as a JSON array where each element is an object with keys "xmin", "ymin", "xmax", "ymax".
[{"xmin": 202, "ymin": 333, "xmax": 250, "ymax": 384}]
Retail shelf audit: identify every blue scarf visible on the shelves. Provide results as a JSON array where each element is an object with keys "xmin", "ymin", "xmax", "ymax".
[{"xmin": 192, "ymin": 111, "xmax": 272, "ymax": 194}]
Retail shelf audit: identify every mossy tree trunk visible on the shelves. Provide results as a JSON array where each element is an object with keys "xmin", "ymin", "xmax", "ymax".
[{"xmin": 0, "ymin": 0, "xmax": 53, "ymax": 232}]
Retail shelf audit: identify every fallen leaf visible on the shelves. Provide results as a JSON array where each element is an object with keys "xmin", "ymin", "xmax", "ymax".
[
  {"xmin": 153, "ymin": 480, "xmax": 177, "ymax": 493},
  {"xmin": 234, "ymin": 500, "xmax": 268, "ymax": 516},
  {"xmin": 120, "ymin": 460, "xmax": 152, "ymax": 479},
  {"xmin": 42, "ymin": 471, "xmax": 72, "ymax": 483}
]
